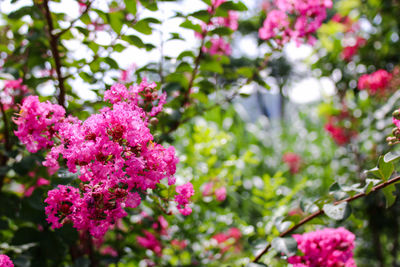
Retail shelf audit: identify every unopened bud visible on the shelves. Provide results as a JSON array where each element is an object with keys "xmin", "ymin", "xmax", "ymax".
[
  {"xmin": 150, "ymin": 117, "xmax": 159, "ymax": 126},
  {"xmin": 393, "ymin": 109, "xmax": 400, "ymax": 120}
]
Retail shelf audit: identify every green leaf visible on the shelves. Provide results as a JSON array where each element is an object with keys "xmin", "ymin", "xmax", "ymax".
[
  {"xmin": 139, "ymin": 0, "xmax": 158, "ymax": 11},
  {"xmin": 176, "ymin": 62, "xmax": 192, "ymax": 72},
  {"xmin": 378, "ymin": 156, "xmax": 394, "ymax": 181},
  {"xmin": 189, "ymin": 10, "xmax": 210, "ymax": 22},
  {"xmin": 211, "ymin": 27, "xmax": 234, "ymax": 36},
  {"xmin": 123, "ymin": 35, "xmax": 145, "ymax": 48},
  {"xmin": 177, "ymin": 50, "xmax": 195, "ymax": 60},
  {"xmin": 109, "ymin": 12, "xmax": 123, "ymax": 34},
  {"xmin": 105, "ymin": 57, "xmax": 119, "ymax": 69},
  {"xmin": 384, "ymin": 151, "xmax": 400, "ymax": 163},
  {"xmin": 364, "ymin": 179, "xmax": 381, "ymax": 194},
  {"xmin": 124, "ymin": 0, "xmax": 137, "ymax": 15},
  {"xmin": 133, "ymin": 20, "xmax": 153, "ymax": 35},
  {"xmin": 323, "ymin": 202, "xmax": 352, "ymax": 221},
  {"xmin": 271, "ymin": 237, "xmax": 298, "ymax": 257},
  {"xmin": 200, "ymin": 60, "xmax": 223, "ymax": 74},
  {"xmin": 382, "ymin": 184, "xmax": 397, "ymax": 208},
  {"xmin": 218, "ymin": 1, "xmax": 248, "ymax": 11},
  {"xmin": 180, "ymin": 20, "xmax": 202, "ymax": 33}
]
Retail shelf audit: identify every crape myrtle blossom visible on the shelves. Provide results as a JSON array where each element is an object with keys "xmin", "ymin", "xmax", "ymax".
[
  {"xmin": 358, "ymin": 69, "xmax": 393, "ymax": 95},
  {"xmin": 324, "ymin": 110, "xmax": 357, "ymax": 146},
  {"xmin": 259, "ymin": 0, "xmax": 332, "ymax": 46},
  {"xmin": 137, "ymin": 230, "xmax": 163, "ymax": 256},
  {"xmin": 0, "ymin": 254, "xmax": 14, "ymax": 267},
  {"xmin": 1, "ymin": 78, "xmax": 28, "ymax": 110},
  {"xmin": 211, "ymin": 227, "xmax": 242, "ymax": 254},
  {"xmin": 282, "ymin": 152, "xmax": 301, "ymax": 174},
  {"xmin": 202, "ymin": 37, "xmax": 232, "ymax": 56},
  {"xmin": 288, "ymin": 227, "xmax": 356, "ymax": 267},
  {"xmin": 174, "ymin": 182, "xmax": 194, "ymax": 216},
  {"xmin": 14, "ymin": 79, "xmax": 192, "ymax": 239}
]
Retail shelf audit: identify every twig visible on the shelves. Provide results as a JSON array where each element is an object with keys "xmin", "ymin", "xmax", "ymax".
[
  {"xmin": 55, "ymin": 1, "xmax": 92, "ymax": 38},
  {"xmin": 253, "ymin": 175, "xmax": 400, "ymax": 263},
  {"xmin": 39, "ymin": 0, "xmax": 66, "ymax": 108}
]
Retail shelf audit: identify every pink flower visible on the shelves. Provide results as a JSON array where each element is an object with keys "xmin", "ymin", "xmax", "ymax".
[
  {"xmin": 259, "ymin": 10, "xmax": 290, "ymax": 42},
  {"xmin": 1, "ymin": 78, "xmax": 28, "ymax": 110},
  {"xmin": 137, "ymin": 230, "xmax": 162, "ymax": 256},
  {"xmin": 341, "ymin": 37, "xmax": 366, "ymax": 61},
  {"xmin": 215, "ymin": 187, "xmax": 227, "ymax": 201},
  {"xmin": 288, "ymin": 227, "xmax": 356, "ymax": 267},
  {"xmin": 0, "ymin": 255, "xmax": 14, "ymax": 267},
  {"xmin": 15, "ymin": 80, "xmax": 179, "ymax": 239},
  {"xmin": 100, "ymin": 246, "xmax": 118, "ymax": 257},
  {"xmin": 171, "ymin": 239, "xmax": 187, "ymax": 249},
  {"xmin": 202, "ymin": 182, "xmax": 214, "ymax": 196},
  {"xmin": 259, "ymin": 0, "xmax": 332, "ymax": 46},
  {"xmin": 324, "ymin": 120, "xmax": 353, "ymax": 145},
  {"xmin": 358, "ymin": 69, "xmax": 392, "ymax": 94},
  {"xmin": 203, "ymin": 37, "xmax": 232, "ymax": 56},
  {"xmin": 214, "ymin": 11, "xmax": 239, "ymax": 31},
  {"xmin": 174, "ymin": 182, "xmax": 194, "ymax": 215},
  {"xmin": 282, "ymin": 152, "xmax": 301, "ymax": 174},
  {"xmin": 14, "ymin": 95, "xmax": 66, "ymax": 153}
]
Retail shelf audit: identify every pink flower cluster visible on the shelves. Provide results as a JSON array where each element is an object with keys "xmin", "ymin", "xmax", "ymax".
[
  {"xmin": 0, "ymin": 254, "xmax": 14, "ymax": 267},
  {"xmin": 259, "ymin": 0, "xmax": 332, "ymax": 46},
  {"xmin": 137, "ymin": 230, "xmax": 163, "ymax": 256},
  {"xmin": 211, "ymin": 227, "xmax": 242, "ymax": 254},
  {"xmin": 14, "ymin": 80, "xmax": 187, "ymax": 239},
  {"xmin": 194, "ymin": 0, "xmax": 238, "ymax": 57},
  {"xmin": 136, "ymin": 213, "xmax": 188, "ymax": 257},
  {"xmin": 324, "ymin": 110, "xmax": 357, "ymax": 146},
  {"xmin": 282, "ymin": 152, "xmax": 301, "ymax": 174},
  {"xmin": 174, "ymin": 182, "xmax": 194, "ymax": 215},
  {"xmin": 331, "ymin": 14, "xmax": 366, "ymax": 61},
  {"xmin": 324, "ymin": 119, "xmax": 354, "ymax": 146},
  {"xmin": 288, "ymin": 227, "xmax": 356, "ymax": 267},
  {"xmin": 1, "ymin": 78, "xmax": 28, "ymax": 110},
  {"xmin": 202, "ymin": 182, "xmax": 226, "ymax": 202},
  {"xmin": 202, "ymin": 37, "xmax": 232, "ymax": 57},
  {"xmin": 341, "ymin": 37, "xmax": 366, "ymax": 61},
  {"xmin": 358, "ymin": 69, "xmax": 393, "ymax": 95},
  {"xmin": 13, "ymin": 95, "xmax": 66, "ymax": 153}
]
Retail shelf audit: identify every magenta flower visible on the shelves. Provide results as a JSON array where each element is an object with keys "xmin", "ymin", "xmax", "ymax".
[
  {"xmin": 0, "ymin": 255, "xmax": 13, "ymax": 267},
  {"xmin": 288, "ymin": 227, "xmax": 356, "ymax": 267},
  {"xmin": 174, "ymin": 182, "xmax": 195, "ymax": 216},
  {"xmin": 215, "ymin": 186, "xmax": 227, "ymax": 201},
  {"xmin": 358, "ymin": 69, "xmax": 392, "ymax": 94}
]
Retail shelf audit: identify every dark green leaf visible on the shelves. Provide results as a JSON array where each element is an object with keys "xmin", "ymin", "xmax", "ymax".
[
  {"xmin": 180, "ymin": 20, "xmax": 202, "ymax": 33},
  {"xmin": 323, "ymin": 202, "xmax": 352, "ymax": 221},
  {"xmin": 123, "ymin": 35, "xmax": 145, "ymax": 48},
  {"xmin": 382, "ymin": 184, "xmax": 397, "ymax": 208},
  {"xmin": 271, "ymin": 237, "xmax": 298, "ymax": 257},
  {"xmin": 384, "ymin": 151, "xmax": 400, "ymax": 163},
  {"xmin": 124, "ymin": 0, "xmax": 137, "ymax": 15}
]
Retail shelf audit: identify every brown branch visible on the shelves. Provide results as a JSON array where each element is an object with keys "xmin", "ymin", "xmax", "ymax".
[
  {"xmin": 39, "ymin": 0, "xmax": 66, "ymax": 108},
  {"xmin": 253, "ymin": 175, "xmax": 400, "ymax": 263}
]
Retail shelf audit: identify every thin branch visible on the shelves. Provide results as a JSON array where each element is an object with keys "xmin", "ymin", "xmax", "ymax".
[
  {"xmin": 39, "ymin": 0, "xmax": 66, "ymax": 108},
  {"xmin": 253, "ymin": 175, "xmax": 400, "ymax": 263},
  {"xmin": 55, "ymin": 1, "xmax": 92, "ymax": 38}
]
